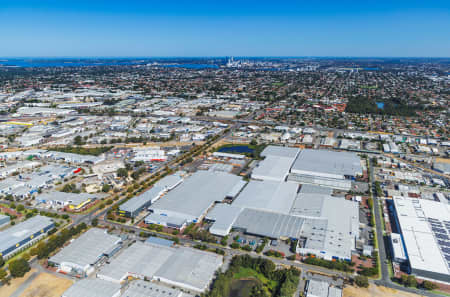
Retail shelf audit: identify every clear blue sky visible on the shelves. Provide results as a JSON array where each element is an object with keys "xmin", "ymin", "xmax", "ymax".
[{"xmin": 0, "ymin": 0, "xmax": 449, "ymax": 57}]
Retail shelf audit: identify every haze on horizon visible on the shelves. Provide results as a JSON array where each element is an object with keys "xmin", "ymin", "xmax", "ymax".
[{"xmin": 0, "ymin": 0, "xmax": 449, "ymax": 58}]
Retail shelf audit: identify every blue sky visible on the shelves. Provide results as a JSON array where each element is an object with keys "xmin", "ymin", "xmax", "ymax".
[{"xmin": 0, "ymin": 0, "xmax": 449, "ymax": 57}]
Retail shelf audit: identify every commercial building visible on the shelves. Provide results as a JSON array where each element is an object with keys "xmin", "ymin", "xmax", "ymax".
[
  {"xmin": 62, "ymin": 278, "xmax": 121, "ymax": 297},
  {"xmin": 49, "ymin": 228, "xmax": 122, "ymax": 276},
  {"xmin": 252, "ymin": 145, "xmax": 300, "ymax": 182},
  {"xmin": 148, "ymin": 171, "xmax": 242, "ymax": 226},
  {"xmin": 288, "ymin": 149, "xmax": 362, "ymax": 190},
  {"xmin": 0, "ymin": 215, "xmax": 54, "ymax": 259},
  {"xmin": 97, "ymin": 241, "xmax": 223, "ymax": 293},
  {"xmin": 391, "ymin": 196, "xmax": 450, "ymax": 282}
]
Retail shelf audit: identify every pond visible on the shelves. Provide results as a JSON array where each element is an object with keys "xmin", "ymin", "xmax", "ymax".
[
  {"xmin": 228, "ymin": 279, "xmax": 261, "ymax": 297},
  {"xmin": 218, "ymin": 145, "xmax": 254, "ymax": 154},
  {"xmin": 376, "ymin": 102, "xmax": 385, "ymax": 109}
]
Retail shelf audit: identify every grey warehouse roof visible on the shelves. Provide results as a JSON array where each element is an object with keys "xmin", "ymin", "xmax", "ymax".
[
  {"xmin": 49, "ymin": 228, "xmax": 121, "ymax": 269},
  {"xmin": 120, "ymin": 185, "xmax": 165, "ymax": 213},
  {"xmin": 233, "ymin": 180, "xmax": 299, "ymax": 214},
  {"xmin": 62, "ymin": 279, "xmax": 121, "ymax": 297},
  {"xmin": 149, "ymin": 171, "xmax": 242, "ymax": 222},
  {"xmin": 98, "ymin": 241, "xmax": 223, "ymax": 292},
  {"xmin": 0, "ymin": 216, "xmax": 53, "ymax": 254},
  {"xmin": 291, "ymin": 149, "xmax": 362, "ymax": 179},
  {"xmin": 261, "ymin": 145, "xmax": 300, "ymax": 159},
  {"xmin": 234, "ymin": 208, "xmax": 305, "ymax": 239}
]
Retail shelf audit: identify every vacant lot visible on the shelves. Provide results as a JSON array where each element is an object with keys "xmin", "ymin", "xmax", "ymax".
[
  {"xmin": 0, "ymin": 269, "xmax": 37, "ymax": 297},
  {"xmin": 344, "ymin": 284, "xmax": 424, "ymax": 297},
  {"xmin": 19, "ymin": 272, "xmax": 73, "ymax": 297}
]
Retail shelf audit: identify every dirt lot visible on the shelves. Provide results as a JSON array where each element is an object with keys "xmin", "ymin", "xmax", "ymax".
[
  {"xmin": 344, "ymin": 284, "xmax": 424, "ymax": 297},
  {"xmin": 0, "ymin": 269, "xmax": 36, "ymax": 297},
  {"xmin": 19, "ymin": 273, "xmax": 73, "ymax": 297}
]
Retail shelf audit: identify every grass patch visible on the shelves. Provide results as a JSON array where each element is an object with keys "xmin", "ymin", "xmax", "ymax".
[{"xmin": 233, "ymin": 267, "xmax": 277, "ymax": 290}]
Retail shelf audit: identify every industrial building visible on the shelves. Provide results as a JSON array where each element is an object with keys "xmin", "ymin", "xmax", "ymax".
[
  {"xmin": 121, "ymin": 280, "xmax": 194, "ymax": 297},
  {"xmin": 120, "ymin": 186, "xmax": 165, "ymax": 218},
  {"xmin": 148, "ymin": 170, "xmax": 242, "ymax": 226},
  {"xmin": 62, "ymin": 278, "xmax": 121, "ymax": 297},
  {"xmin": 49, "ymin": 228, "xmax": 122, "ymax": 277},
  {"xmin": 119, "ymin": 173, "xmax": 183, "ymax": 218},
  {"xmin": 233, "ymin": 179, "xmax": 299, "ymax": 214},
  {"xmin": 0, "ymin": 215, "xmax": 54, "ymax": 259},
  {"xmin": 37, "ymin": 191, "xmax": 97, "ymax": 210},
  {"xmin": 288, "ymin": 149, "xmax": 363, "ymax": 190},
  {"xmin": 252, "ymin": 145, "xmax": 300, "ymax": 182},
  {"xmin": 391, "ymin": 196, "xmax": 450, "ymax": 282},
  {"xmin": 97, "ymin": 241, "xmax": 223, "ymax": 293},
  {"xmin": 206, "ymin": 183, "xmax": 359, "ymax": 260}
]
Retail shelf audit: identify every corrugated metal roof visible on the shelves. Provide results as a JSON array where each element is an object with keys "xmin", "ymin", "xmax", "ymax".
[
  {"xmin": 49, "ymin": 228, "xmax": 121, "ymax": 268},
  {"xmin": 62, "ymin": 279, "xmax": 120, "ymax": 297},
  {"xmin": 0, "ymin": 216, "xmax": 53, "ymax": 254},
  {"xmin": 150, "ymin": 171, "xmax": 242, "ymax": 221}
]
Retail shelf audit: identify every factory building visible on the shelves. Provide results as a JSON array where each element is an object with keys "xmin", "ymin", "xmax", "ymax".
[
  {"xmin": 251, "ymin": 145, "xmax": 300, "ymax": 182},
  {"xmin": 0, "ymin": 215, "xmax": 54, "ymax": 259},
  {"xmin": 391, "ymin": 196, "xmax": 450, "ymax": 282},
  {"xmin": 49, "ymin": 228, "xmax": 122, "ymax": 277},
  {"xmin": 288, "ymin": 149, "xmax": 363, "ymax": 190},
  {"xmin": 97, "ymin": 241, "xmax": 223, "ymax": 293},
  {"xmin": 120, "ymin": 173, "xmax": 183, "ymax": 218},
  {"xmin": 62, "ymin": 278, "xmax": 121, "ymax": 297},
  {"xmin": 207, "ymin": 184, "xmax": 359, "ymax": 261},
  {"xmin": 148, "ymin": 171, "xmax": 242, "ymax": 227}
]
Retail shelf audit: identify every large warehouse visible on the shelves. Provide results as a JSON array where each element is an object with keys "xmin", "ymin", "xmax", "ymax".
[
  {"xmin": 49, "ymin": 228, "xmax": 122, "ymax": 276},
  {"xmin": 148, "ymin": 170, "xmax": 242, "ymax": 226},
  {"xmin": 232, "ymin": 179, "xmax": 299, "ymax": 214},
  {"xmin": 392, "ymin": 196, "xmax": 450, "ymax": 282},
  {"xmin": 0, "ymin": 215, "xmax": 54, "ymax": 259},
  {"xmin": 288, "ymin": 149, "xmax": 363, "ymax": 190},
  {"xmin": 119, "ymin": 173, "xmax": 184, "ymax": 218},
  {"xmin": 62, "ymin": 278, "xmax": 121, "ymax": 297},
  {"xmin": 207, "ymin": 184, "xmax": 359, "ymax": 260},
  {"xmin": 252, "ymin": 145, "xmax": 300, "ymax": 182},
  {"xmin": 97, "ymin": 241, "xmax": 223, "ymax": 293}
]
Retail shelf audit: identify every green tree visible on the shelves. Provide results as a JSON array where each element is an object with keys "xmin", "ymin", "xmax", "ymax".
[
  {"xmin": 422, "ymin": 280, "xmax": 437, "ymax": 290},
  {"xmin": 0, "ymin": 269, "xmax": 6, "ymax": 281},
  {"xmin": 9, "ymin": 258, "xmax": 30, "ymax": 278},
  {"xmin": 117, "ymin": 168, "xmax": 128, "ymax": 178},
  {"xmin": 0, "ymin": 255, "xmax": 4, "ymax": 267},
  {"xmin": 74, "ymin": 135, "xmax": 83, "ymax": 145},
  {"xmin": 91, "ymin": 218, "xmax": 99, "ymax": 227},
  {"xmin": 355, "ymin": 275, "xmax": 369, "ymax": 288},
  {"xmin": 102, "ymin": 184, "xmax": 111, "ymax": 192}
]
